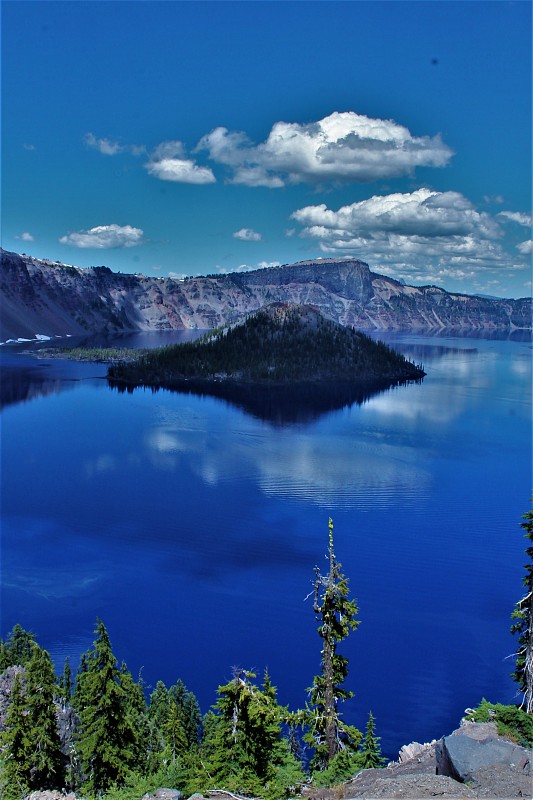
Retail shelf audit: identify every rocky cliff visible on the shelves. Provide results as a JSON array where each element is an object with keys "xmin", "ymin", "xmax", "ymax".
[{"xmin": 1, "ymin": 249, "xmax": 530, "ymax": 342}]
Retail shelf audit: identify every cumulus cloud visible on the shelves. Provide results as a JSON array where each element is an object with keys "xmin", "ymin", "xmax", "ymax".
[
  {"xmin": 291, "ymin": 188, "xmax": 527, "ymax": 285},
  {"xmin": 59, "ymin": 224, "xmax": 144, "ymax": 249},
  {"xmin": 498, "ymin": 211, "xmax": 533, "ymax": 227},
  {"xmin": 233, "ymin": 227, "xmax": 262, "ymax": 241},
  {"xmin": 145, "ymin": 140, "xmax": 215, "ymax": 184},
  {"xmin": 517, "ymin": 240, "xmax": 533, "ymax": 255},
  {"xmin": 196, "ymin": 111, "xmax": 453, "ymax": 187},
  {"xmin": 16, "ymin": 232, "xmax": 34, "ymax": 242}
]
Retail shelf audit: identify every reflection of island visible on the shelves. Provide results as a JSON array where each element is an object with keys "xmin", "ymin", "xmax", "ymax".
[{"xmin": 108, "ymin": 303, "xmax": 425, "ymax": 424}]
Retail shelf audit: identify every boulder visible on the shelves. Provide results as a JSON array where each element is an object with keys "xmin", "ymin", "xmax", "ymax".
[
  {"xmin": 142, "ymin": 791, "xmax": 183, "ymax": 800},
  {"xmin": 436, "ymin": 721, "xmax": 531, "ymax": 783},
  {"xmin": 25, "ymin": 794, "xmax": 77, "ymax": 800}
]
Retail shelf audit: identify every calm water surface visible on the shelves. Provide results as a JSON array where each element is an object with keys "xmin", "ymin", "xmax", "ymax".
[{"xmin": 1, "ymin": 332, "xmax": 531, "ymax": 756}]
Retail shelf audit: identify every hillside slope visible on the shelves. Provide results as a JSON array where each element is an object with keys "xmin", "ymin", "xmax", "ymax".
[{"xmin": 1, "ymin": 249, "xmax": 530, "ymax": 341}]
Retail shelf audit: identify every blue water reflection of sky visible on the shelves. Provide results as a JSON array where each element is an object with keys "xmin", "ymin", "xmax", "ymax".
[{"xmin": 1, "ymin": 335, "xmax": 531, "ymax": 756}]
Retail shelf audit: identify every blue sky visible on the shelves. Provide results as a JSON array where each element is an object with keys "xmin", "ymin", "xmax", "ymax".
[{"xmin": 2, "ymin": 0, "xmax": 531, "ymax": 297}]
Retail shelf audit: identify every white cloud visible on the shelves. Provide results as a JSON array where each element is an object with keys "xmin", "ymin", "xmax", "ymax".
[
  {"xmin": 215, "ymin": 261, "xmax": 280, "ymax": 274},
  {"xmin": 291, "ymin": 188, "xmax": 528, "ymax": 285},
  {"xmin": 145, "ymin": 140, "xmax": 215, "ymax": 184},
  {"xmin": 146, "ymin": 158, "xmax": 216, "ymax": 184},
  {"xmin": 196, "ymin": 111, "xmax": 453, "ymax": 187},
  {"xmin": 498, "ymin": 211, "xmax": 532, "ymax": 227},
  {"xmin": 233, "ymin": 227, "xmax": 262, "ymax": 241},
  {"xmin": 59, "ymin": 224, "xmax": 144, "ymax": 249},
  {"xmin": 257, "ymin": 261, "xmax": 281, "ymax": 269},
  {"xmin": 16, "ymin": 232, "xmax": 34, "ymax": 242},
  {"xmin": 517, "ymin": 240, "xmax": 533, "ymax": 255},
  {"xmin": 85, "ymin": 132, "xmax": 145, "ymax": 156}
]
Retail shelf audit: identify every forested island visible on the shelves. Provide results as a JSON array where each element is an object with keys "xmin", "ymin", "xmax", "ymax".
[{"xmin": 107, "ymin": 303, "xmax": 425, "ymax": 391}]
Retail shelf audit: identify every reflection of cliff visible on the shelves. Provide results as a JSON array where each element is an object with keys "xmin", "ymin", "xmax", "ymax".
[
  {"xmin": 0, "ymin": 365, "xmax": 71, "ymax": 409},
  {"xmin": 2, "ymin": 248, "xmax": 530, "ymax": 341}
]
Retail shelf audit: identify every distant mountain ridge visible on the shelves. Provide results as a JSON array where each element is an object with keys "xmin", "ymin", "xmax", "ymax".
[{"xmin": 1, "ymin": 248, "xmax": 530, "ymax": 341}]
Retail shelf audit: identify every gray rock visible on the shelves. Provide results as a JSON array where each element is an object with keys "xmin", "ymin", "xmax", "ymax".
[
  {"xmin": 436, "ymin": 721, "xmax": 531, "ymax": 783},
  {"xmin": 345, "ymin": 772, "xmax": 476, "ymax": 797},
  {"xmin": 142, "ymin": 790, "xmax": 183, "ymax": 800},
  {"xmin": 25, "ymin": 793, "xmax": 77, "ymax": 800},
  {"xmin": 2, "ymin": 248, "xmax": 530, "ymax": 343}
]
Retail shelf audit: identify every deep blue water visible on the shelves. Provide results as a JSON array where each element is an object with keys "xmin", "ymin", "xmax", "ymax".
[{"xmin": 1, "ymin": 332, "xmax": 531, "ymax": 758}]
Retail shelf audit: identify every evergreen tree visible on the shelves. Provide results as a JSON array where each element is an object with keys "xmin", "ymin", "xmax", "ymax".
[
  {"xmin": 162, "ymin": 695, "xmax": 188, "ymax": 764},
  {"xmin": 0, "ymin": 673, "xmax": 32, "ymax": 799},
  {"xmin": 74, "ymin": 619, "xmax": 139, "ymax": 793},
  {"xmin": 57, "ymin": 657, "xmax": 73, "ymax": 705},
  {"xmin": 4, "ymin": 624, "xmax": 36, "ymax": 667},
  {"xmin": 0, "ymin": 639, "xmax": 11, "ymax": 671},
  {"xmin": 25, "ymin": 645, "xmax": 65, "ymax": 790},
  {"xmin": 511, "ymin": 503, "xmax": 533, "ymax": 712},
  {"xmin": 169, "ymin": 678, "xmax": 202, "ymax": 748},
  {"xmin": 204, "ymin": 668, "xmax": 301, "ymax": 796},
  {"xmin": 120, "ymin": 661, "xmax": 149, "ymax": 774},
  {"xmin": 306, "ymin": 518, "xmax": 362, "ymax": 769},
  {"xmin": 146, "ymin": 681, "xmax": 170, "ymax": 772},
  {"xmin": 361, "ymin": 711, "xmax": 384, "ymax": 768}
]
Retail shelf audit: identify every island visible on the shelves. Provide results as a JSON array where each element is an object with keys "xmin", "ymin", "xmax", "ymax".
[{"xmin": 107, "ymin": 302, "xmax": 425, "ymax": 391}]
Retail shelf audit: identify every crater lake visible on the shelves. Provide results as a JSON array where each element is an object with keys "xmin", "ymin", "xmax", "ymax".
[{"xmin": 1, "ymin": 331, "xmax": 531, "ymax": 757}]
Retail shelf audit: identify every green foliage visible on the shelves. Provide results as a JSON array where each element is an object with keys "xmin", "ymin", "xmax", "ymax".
[
  {"xmin": 25, "ymin": 645, "xmax": 65, "ymax": 789},
  {"xmin": 146, "ymin": 678, "xmax": 202, "ymax": 773},
  {"xmin": 510, "ymin": 501, "xmax": 533, "ymax": 712},
  {"xmin": 361, "ymin": 711, "xmax": 384, "ymax": 768},
  {"xmin": 0, "ymin": 645, "xmax": 65, "ymax": 797},
  {"xmin": 74, "ymin": 619, "xmax": 140, "ymax": 793},
  {"xmin": 55, "ymin": 346, "xmax": 149, "ymax": 363},
  {"xmin": 2, "ymin": 624, "xmax": 36, "ymax": 667},
  {"xmin": 0, "ymin": 673, "xmax": 32, "ymax": 800},
  {"xmin": 200, "ymin": 668, "xmax": 304, "ymax": 797},
  {"xmin": 305, "ymin": 519, "xmax": 362, "ymax": 770},
  {"xmin": 57, "ymin": 656, "xmax": 73, "ymax": 704},
  {"xmin": 466, "ymin": 700, "xmax": 533, "ymax": 747},
  {"xmin": 311, "ymin": 748, "xmax": 365, "ymax": 787}
]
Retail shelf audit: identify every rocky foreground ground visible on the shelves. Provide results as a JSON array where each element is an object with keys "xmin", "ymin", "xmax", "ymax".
[{"xmin": 23, "ymin": 721, "xmax": 532, "ymax": 800}]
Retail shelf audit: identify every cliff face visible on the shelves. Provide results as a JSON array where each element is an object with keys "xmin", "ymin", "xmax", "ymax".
[{"xmin": 1, "ymin": 249, "xmax": 530, "ymax": 341}]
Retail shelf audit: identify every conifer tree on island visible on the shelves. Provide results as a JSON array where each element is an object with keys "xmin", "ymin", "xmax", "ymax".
[
  {"xmin": 511, "ymin": 503, "xmax": 533, "ymax": 713},
  {"xmin": 306, "ymin": 518, "xmax": 362, "ymax": 771}
]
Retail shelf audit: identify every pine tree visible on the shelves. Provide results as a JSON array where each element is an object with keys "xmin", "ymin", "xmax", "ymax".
[
  {"xmin": 120, "ymin": 661, "xmax": 149, "ymax": 774},
  {"xmin": 204, "ymin": 668, "xmax": 298, "ymax": 795},
  {"xmin": 74, "ymin": 619, "xmax": 138, "ymax": 792},
  {"xmin": 0, "ymin": 639, "xmax": 11, "ymax": 671},
  {"xmin": 511, "ymin": 503, "xmax": 533, "ymax": 712},
  {"xmin": 169, "ymin": 678, "xmax": 202, "ymax": 748},
  {"xmin": 4, "ymin": 624, "xmax": 36, "ymax": 667},
  {"xmin": 0, "ymin": 673, "xmax": 32, "ymax": 799},
  {"xmin": 163, "ymin": 695, "xmax": 188, "ymax": 764},
  {"xmin": 25, "ymin": 645, "xmax": 65, "ymax": 790},
  {"xmin": 306, "ymin": 518, "xmax": 362, "ymax": 770},
  {"xmin": 57, "ymin": 657, "xmax": 73, "ymax": 705},
  {"xmin": 362, "ymin": 711, "xmax": 384, "ymax": 768}
]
